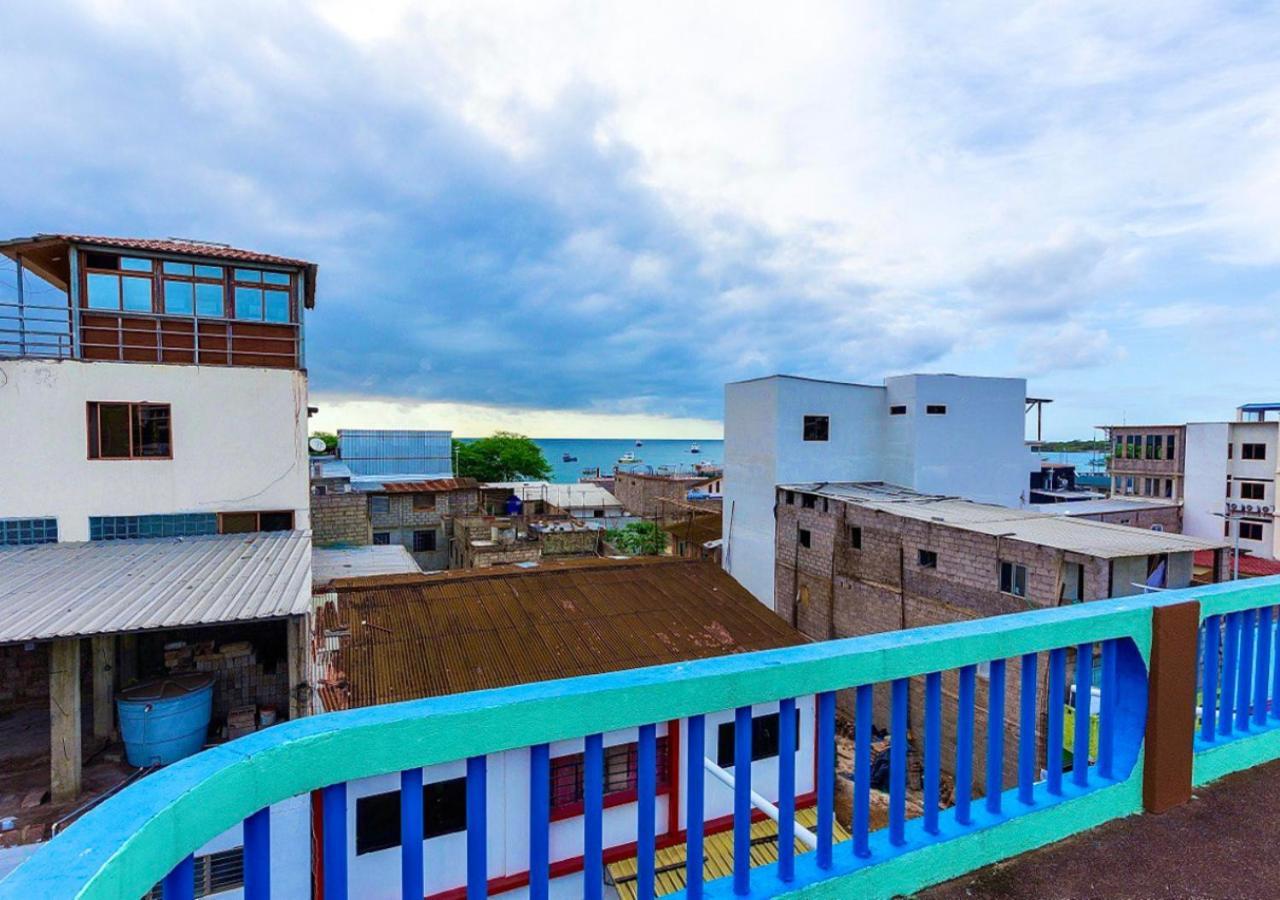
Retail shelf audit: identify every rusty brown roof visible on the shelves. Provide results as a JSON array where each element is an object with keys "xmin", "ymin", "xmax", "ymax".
[
  {"xmin": 314, "ymin": 558, "xmax": 807, "ymax": 711},
  {"xmin": 660, "ymin": 514, "xmax": 723, "ymax": 545},
  {"xmin": 378, "ymin": 478, "xmax": 479, "ymax": 493}
]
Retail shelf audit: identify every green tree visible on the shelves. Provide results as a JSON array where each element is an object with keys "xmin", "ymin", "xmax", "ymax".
[
  {"xmin": 310, "ymin": 431, "xmax": 337, "ymax": 454},
  {"xmin": 454, "ymin": 432, "xmax": 552, "ymax": 482},
  {"xmin": 605, "ymin": 521, "xmax": 667, "ymax": 556}
]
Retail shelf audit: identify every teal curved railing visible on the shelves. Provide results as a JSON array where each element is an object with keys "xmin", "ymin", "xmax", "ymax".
[{"xmin": 1, "ymin": 593, "xmax": 1165, "ymax": 900}]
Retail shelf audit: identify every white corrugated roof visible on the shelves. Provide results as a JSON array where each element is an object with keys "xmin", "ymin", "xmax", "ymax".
[
  {"xmin": 312, "ymin": 545, "xmax": 421, "ymax": 586},
  {"xmin": 784, "ymin": 482, "xmax": 1227, "ymax": 559},
  {"xmin": 0, "ymin": 531, "xmax": 312, "ymax": 644},
  {"xmin": 1039, "ymin": 498, "xmax": 1180, "ymax": 517},
  {"xmin": 486, "ymin": 481, "xmax": 623, "ymax": 510}
]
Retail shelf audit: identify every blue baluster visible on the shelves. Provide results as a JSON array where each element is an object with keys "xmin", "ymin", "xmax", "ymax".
[
  {"xmin": 817, "ymin": 691, "xmax": 835, "ymax": 869},
  {"xmin": 1098, "ymin": 640, "xmax": 1117, "ymax": 779},
  {"xmin": 1047, "ymin": 648, "xmax": 1066, "ymax": 796},
  {"xmin": 1256, "ymin": 607, "xmax": 1272, "ymax": 727},
  {"xmin": 1237, "ymin": 608, "xmax": 1256, "ymax": 731},
  {"xmin": 162, "ymin": 854, "xmax": 194, "ymax": 900},
  {"xmin": 1202, "ymin": 616, "xmax": 1220, "ymax": 742},
  {"xmin": 1073, "ymin": 644, "xmax": 1091, "ymax": 786},
  {"xmin": 733, "ymin": 706, "xmax": 752, "ymax": 896},
  {"xmin": 687, "ymin": 716, "xmax": 706, "ymax": 899},
  {"xmin": 322, "ymin": 783, "xmax": 347, "ymax": 900},
  {"xmin": 777, "ymin": 699, "xmax": 797, "ymax": 882},
  {"xmin": 1220, "ymin": 612, "xmax": 1239, "ymax": 736},
  {"xmin": 466, "ymin": 756, "xmax": 487, "ymax": 900},
  {"xmin": 1019, "ymin": 653, "xmax": 1037, "ymax": 805},
  {"xmin": 986, "ymin": 659, "xmax": 1006, "ymax": 813},
  {"xmin": 955, "ymin": 666, "xmax": 975, "ymax": 825},
  {"xmin": 638, "ymin": 725, "xmax": 658, "ymax": 900},
  {"xmin": 529, "ymin": 745, "xmax": 550, "ymax": 900},
  {"xmin": 853, "ymin": 683, "xmax": 873, "ymax": 855},
  {"xmin": 889, "ymin": 678, "xmax": 907, "ymax": 846},
  {"xmin": 400, "ymin": 770, "xmax": 423, "ymax": 900},
  {"xmin": 244, "ymin": 807, "xmax": 270, "ymax": 900},
  {"xmin": 584, "ymin": 734, "xmax": 604, "ymax": 900},
  {"xmin": 1272, "ymin": 608, "xmax": 1280, "ymax": 721},
  {"xmin": 923, "ymin": 672, "xmax": 941, "ymax": 835}
]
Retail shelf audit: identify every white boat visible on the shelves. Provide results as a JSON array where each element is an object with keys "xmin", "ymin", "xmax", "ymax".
[
  {"xmin": 690, "ymin": 442, "xmax": 701, "ymax": 454},
  {"xmin": 635, "ymin": 439, "xmax": 644, "ymax": 447},
  {"xmin": 618, "ymin": 451, "xmax": 641, "ymax": 464}
]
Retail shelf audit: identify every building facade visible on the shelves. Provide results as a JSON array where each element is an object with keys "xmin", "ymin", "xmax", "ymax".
[
  {"xmin": 1103, "ymin": 425, "xmax": 1185, "ymax": 502},
  {"xmin": 1185, "ymin": 416, "xmax": 1279, "ymax": 561},
  {"xmin": 723, "ymin": 374, "xmax": 1040, "ymax": 608}
]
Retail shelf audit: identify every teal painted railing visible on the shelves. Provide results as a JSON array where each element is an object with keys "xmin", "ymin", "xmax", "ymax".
[
  {"xmin": 1193, "ymin": 576, "xmax": 1280, "ymax": 787},
  {"xmin": 4, "ymin": 579, "xmax": 1279, "ymax": 900}
]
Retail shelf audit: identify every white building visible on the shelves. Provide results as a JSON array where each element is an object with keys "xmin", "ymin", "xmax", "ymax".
[
  {"xmin": 723, "ymin": 373, "xmax": 1039, "ymax": 607},
  {"xmin": 1184, "ymin": 404, "xmax": 1280, "ymax": 561}
]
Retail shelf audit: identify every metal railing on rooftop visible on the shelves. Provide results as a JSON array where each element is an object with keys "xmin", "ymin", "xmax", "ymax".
[{"xmin": 4, "ymin": 578, "xmax": 1280, "ymax": 900}]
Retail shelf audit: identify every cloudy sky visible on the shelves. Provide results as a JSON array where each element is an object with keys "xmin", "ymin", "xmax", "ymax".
[{"xmin": 2, "ymin": 1, "xmax": 1277, "ymax": 438}]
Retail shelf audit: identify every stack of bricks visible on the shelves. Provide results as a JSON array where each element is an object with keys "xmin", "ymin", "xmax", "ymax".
[
  {"xmin": 0, "ymin": 642, "xmax": 49, "ymax": 708},
  {"xmin": 190, "ymin": 640, "xmax": 288, "ymax": 725}
]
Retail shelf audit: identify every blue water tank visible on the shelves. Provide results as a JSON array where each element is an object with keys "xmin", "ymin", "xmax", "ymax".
[
  {"xmin": 116, "ymin": 674, "xmax": 215, "ymax": 767},
  {"xmin": 505, "ymin": 494, "xmax": 524, "ymax": 515}
]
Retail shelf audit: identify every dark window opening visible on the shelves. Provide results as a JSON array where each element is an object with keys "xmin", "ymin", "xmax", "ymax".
[
  {"xmin": 918, "ymin": 549, "xmax": 937, "ymax": 568},
  {"xmin": 1243, "ymin": 443, "xmax": 1268, "ymax": 461},
  {"xmin": 849, "ymin": 526, "xmax": 862, "ymax": 549},
  {"xmin": 798, "ymin": 528, "xmax": 811, "ymax": 548},
  {"xmin": 88, "ymin": 402, "xmax": 171, "ymax": 459},
  {"xmin": 355, "ymin": 776, "xmax": 467, "ymax": 855},
  {"xmin": 1241, "ymin": 520, "xmax": 1266, "ymax": 541},
  {"xmin": 889, "ymin": 405, "xmax": 907, "ymax": 416},
  {"xmin": 414, "ymin": 529, "xmax": 437, "ymax": 552},
  {"xmin": 925, "ymin": 404, "xmax": 947, "ymax": 415},
  {"xmin": 785, "ymin": 491, "xmax": 795, "ymax": 506},
  {"xmin": 801, "ymin": 494, "xmax": 815, "ymax": 509},
  {"xmin": 803, "ymin": 415, "xmax": 829, "ymax": 442},
  {"xmin": 717, "ymin": 712, "xmax": 801, "ymax": 767},
  {"xmin": 373, "ymin": 532, "xmax": 391, "ymax": 546},
  {"xmin": 1000, "ymin": 561, "xmax": 1028, "ymax": 597},
  {"xmin": 1240, "ymin": 481, "xmax": 1266, "ymax": 501},
  {"xmin": 218, "ymin": 511, "xmax": 294, "ymax": 534}
]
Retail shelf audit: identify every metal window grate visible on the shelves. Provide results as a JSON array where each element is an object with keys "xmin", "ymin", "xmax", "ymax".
[
  {"xmin": 144, "ymin": 847, "xmax": 244, "ymax": 899},
  {"xmin": 0, "ymin": 517, "xmax": 58, "ymax": 545},
  {"xmin": 89, "ymin": 513, "xmax": 218, "ymax": 541}
]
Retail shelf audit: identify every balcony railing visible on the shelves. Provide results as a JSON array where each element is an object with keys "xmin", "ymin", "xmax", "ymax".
[{"xmin": 3, "ymin": 578, "xmax": 1280, "ymax": 900}]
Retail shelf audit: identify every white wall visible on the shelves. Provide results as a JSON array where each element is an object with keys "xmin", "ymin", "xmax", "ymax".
[
  {"xmin": 1184, "ymin": 422, "xmax": 1230, "ymax": 548},
  {"xmin": 724, "ymin": 373, "xmax": 1037, "ymax": 607},
  {"xmin": 0, "ymin": 359, "xmax": 311, "ymax": 540}
]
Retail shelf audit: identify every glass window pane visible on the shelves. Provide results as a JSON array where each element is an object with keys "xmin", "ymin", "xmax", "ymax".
[
  {"xmin": 263, "ymin": 290, "xmax": 289, "ymax": 322},
  {"xmin": 262, "ymin": 271, "xmax": 290, "ymax": 285},
  {"xmin": 164, "ymin": 280, "xmax": 194, "ymax": 315},
  {"xmin": 194, "ymin": 264, "xmax": 223, "ymax": 279},
  {"xmin": 121, "ymin": 276, "xmax": 153, "ymax": 312},
  {"xmin": 134, "ymin": 405, "xmax": 171, "ymax": 457},
  {"xmin": 162, "ymin": 261, "xmax": 194, "ymax": 276},
  {"xmin": 234, "ymin": 268, "xmax": 262, "ymax": 283},
  {"xmin": 97, "ymin": 403, "xmax": 131, "ymax": 458},
  {"xmin": 86, "ymin": 273, "xmax": 119, "ymax": 309},
  {"xmin": 120, "ymin": 257, "xmax": 153, "ymax": 272},
  {"xmin": 235, "ymin": 286, "xmax": 263, "ymax": 319},
  {"xmin": 195, "ymin": 282, "xmax": 224, "ymax": 317}
]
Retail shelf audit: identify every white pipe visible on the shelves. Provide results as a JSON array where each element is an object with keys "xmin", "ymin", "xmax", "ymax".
[{"xmin": 702, "ymin": 758, "xmax": 818, "ymax": 850}]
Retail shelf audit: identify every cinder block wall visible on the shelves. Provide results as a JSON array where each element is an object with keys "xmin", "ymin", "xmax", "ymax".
[{"xmin": 311, "ymin": 493, "xmax": 371, "ymax": 546}]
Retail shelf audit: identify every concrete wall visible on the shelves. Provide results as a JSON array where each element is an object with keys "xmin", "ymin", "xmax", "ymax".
[
  {"xmin": 1184, "ymin": 422, "xmax": 1231, "ymax": 550},
  {"xmin": 0, "ymin": 359, "xmax": 310, "ymax": 541},
  {"xmin": 369, "ymin": 489, "xmax": 479, "ymax": 570}
]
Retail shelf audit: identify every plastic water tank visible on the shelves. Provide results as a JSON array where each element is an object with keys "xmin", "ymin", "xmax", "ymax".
[{"xmin": 116, "ymin": 673, "xmax": 215, "ymax": 767}]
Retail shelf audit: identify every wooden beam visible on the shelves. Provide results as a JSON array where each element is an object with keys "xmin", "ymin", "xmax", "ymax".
[
  {"xmin": 91, "ymin": 635, "xmax": 116, "ymax": 741},
  {"xmin": 1143, "ymin": 600, "xmax": 1199, "ymax": 812},
  {"xmin": 50, "ymin": 639, "xmax": 82, "ymax": 803}
]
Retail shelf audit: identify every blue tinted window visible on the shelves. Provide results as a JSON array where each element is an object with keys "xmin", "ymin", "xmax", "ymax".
[
  {"xmin": 235, "ymin": 286, "xmax": 263, "ymax": 319},
  {"xmin": 164, "ymin": 280, "xmax": 194, "ymax": 315},
  {"xmin": 196, "ymin": 282, "xmax": 224, "ymax": 317},
  {"xmin": 262, "ymin": 271, "xmax": 290, "ymax": 285},
  {"xmin": 194, "ymin": 264, "xmax": 222, "ymax": 279},
  {"xmin": 234, "ymin": 268, "xmax": 262, "ymax": 283},
  {"xmin": 86, "ymin": 273, "xmax": 119, "ymax": 309},
  {"xmin": 162, "ymin": 261, "xmax": 194, "ymax": 275},
  {"xmin": 264, "ymin": 290, "xmax": 289, "ymax": 322},
  {"xmin": 121, "ymin": 276, "xmax": 152, "ymax": 312},
  {"xmin": 0, "ymin": 518, "xmax": 57, "ymax": 545},
  {"xmin": 89, "ymin": 514, "xmax": 217, "ymax": 541},
  {"xmin": 120, "ymin": 257, "xmax": 153, "ymax": 272}
]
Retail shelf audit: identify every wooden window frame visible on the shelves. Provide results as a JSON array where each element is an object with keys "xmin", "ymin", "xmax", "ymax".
[
  {"xmin": 231, "ymin": 267, "xmax": 297, "ymax": 324},
  {"xmin": 87, "ymin": 401, "xmax": 172, "ymax": 460},
  {"xmin": 216, "ymin": 510, "xmax": 295, "ymax": 534},
  {"xmin": 160, "ymin": 262, "xmax": 228, "ymax": 319}
]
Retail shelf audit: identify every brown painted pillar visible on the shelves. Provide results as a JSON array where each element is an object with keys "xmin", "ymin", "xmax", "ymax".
[
  {"xmin": 1143, "ymin": 600, "xmax": 1200, "ymax": 813},
  {"xmin": 50, "ymin": 639, "xmax": 82, "ymax": 802},
  {"xmin": 91, "ymin": 634, "xmax": 116, "ymax": 740}
]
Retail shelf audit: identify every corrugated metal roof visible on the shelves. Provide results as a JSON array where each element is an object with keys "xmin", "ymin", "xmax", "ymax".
[
  {"xmin": 783, "ymin": 482, "xmax": 1227, "ymax": 558},
  {"xmin": 1039, "ymin": 498, "xmax": 1180, "ymax": 516},
  {"xmin": 313, "ymin": 545, "xmax": 421, "ymax": 588},
  {"xmin": 314, "ymin": 558, "xmax": 808, "ymax": 710},
  {"xmin": 0, "ymin": 532, "xmax": 312, "ymax": 644},
  {"xmin": 487, "ymin": 481, "xmax": 624, "ymax": 510},
  {"xmin": 378, "ymin": 477, "xmax": 478, "ymax": 493}
]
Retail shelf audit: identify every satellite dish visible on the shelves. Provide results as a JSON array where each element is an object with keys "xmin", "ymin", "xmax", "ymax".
[{"xmin": 309, "ymin": 437, "xmax": 328, "ymax": 453}]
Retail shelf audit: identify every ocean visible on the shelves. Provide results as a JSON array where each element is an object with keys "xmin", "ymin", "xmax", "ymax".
[{"xmin": 530, "ymin": 438, "xmax": 723, "ymax": 482}]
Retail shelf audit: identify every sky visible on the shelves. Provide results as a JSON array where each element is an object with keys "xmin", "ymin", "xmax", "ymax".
[{"xmin": 2, "ymin": 1, "xmax": 1278, "ymax": 439}]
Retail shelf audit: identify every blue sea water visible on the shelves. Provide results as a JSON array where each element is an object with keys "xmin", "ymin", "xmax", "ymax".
[{"xmin": 530, "ymin": 438, "xmax": 723, "ymax": 482}]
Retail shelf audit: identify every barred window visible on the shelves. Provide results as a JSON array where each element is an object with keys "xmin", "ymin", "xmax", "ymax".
[
  {"xmin": 144, "ymin": 847, "xmax": 243, "ymax": 898},
  {"xmin": 549, "ymin": 737, "xmax": 671, "ymax": 811}
]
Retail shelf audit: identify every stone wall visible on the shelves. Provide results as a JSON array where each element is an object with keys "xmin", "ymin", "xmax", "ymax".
[
  {"xmin": 612, "ymin": 472, "xmax": 698, "ymax": 517},
  {"xmin": 311, "ymin": 492, "xmax": 371, "ymax": 546},
  {"xmin": 538, "ymin": 528, "xmax": 600, "ymax": 557},
  {"xmin": 0, "ymin": 642, "xmax": 49, "ymax": 709}
]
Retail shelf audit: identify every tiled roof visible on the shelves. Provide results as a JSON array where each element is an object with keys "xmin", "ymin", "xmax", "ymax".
[
  {"xmin": 51, "ymin": 234, "xmax": 312, "ymax": 267},
  {"xmin": 1194, "ymin": 550, "xmax": 1280, "ymax": 577},
  {"xmin": 313, "ymin": 557, "xmax": 807, "ymax": 710}
]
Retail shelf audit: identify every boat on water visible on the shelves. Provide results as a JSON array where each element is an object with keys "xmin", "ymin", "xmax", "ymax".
[
  {"xmin": 635, "ymin": 439, "xmax": 644, "ymax": 447},
  {"xmin": 562, "ymin": 452, "xmax": 578, "ymax": 462},
  {"xmin": 689, "ymin": 442, "xmax": 701, "ymax": 454},
  {"xmin": 618, "ymin": 451, "xmax": 641, "ymax": 464}
]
